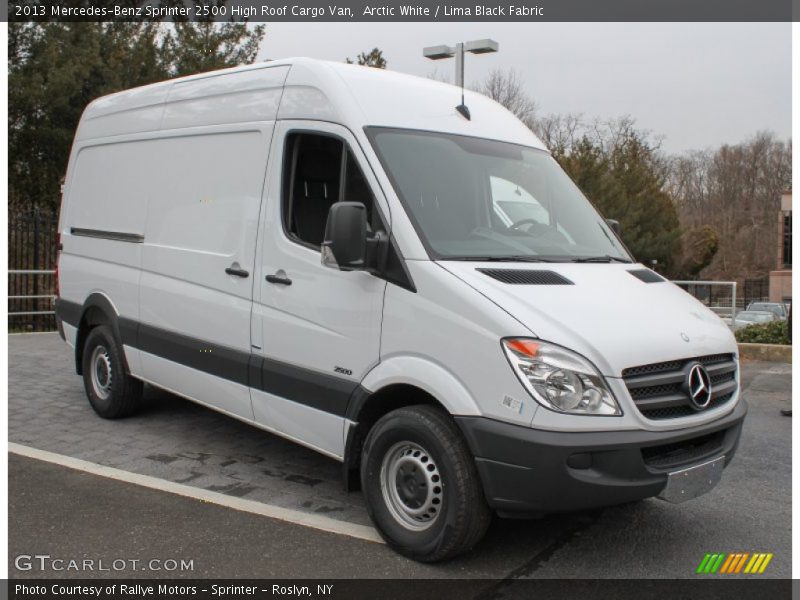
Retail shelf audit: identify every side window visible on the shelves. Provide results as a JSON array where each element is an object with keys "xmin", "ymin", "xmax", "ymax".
[{"xmin": 283, "ymin": 132, "xmax": 380, "ymax": 248}]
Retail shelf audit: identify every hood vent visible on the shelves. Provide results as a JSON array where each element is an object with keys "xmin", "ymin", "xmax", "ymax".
[
  {"xmin": 628, "ymin": 269, "xmax": 665, "ymax": 283},
  {"xmin": 477, "ymin": 269, "xmax": 573, "ymax": 285}
]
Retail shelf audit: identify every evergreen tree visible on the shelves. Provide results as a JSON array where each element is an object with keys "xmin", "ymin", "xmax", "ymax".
[
  {"xmin": 9, "ymin": 23, "xmax": 167, "ymax": 212},
  {"xmin": 680, "ymin": 226, "xmax": 720, "ymax": 277},
  {"xmin": 604, "ymin": 130, "xmax": 682, "ymax": 274},
  {"xmin": 8, "ymin": 18, "xmax": 265, "ymax": 212},
  {"xmin": 160, "ymin": 9, "xmax": 265, "ymax": 77},
  {"xmin": 346, "ymin": 48, "xmax": 386, "ymax": 68},
  {"xmin": 552, "ymin": 126, "xmax": 682, "ymax": 275}
]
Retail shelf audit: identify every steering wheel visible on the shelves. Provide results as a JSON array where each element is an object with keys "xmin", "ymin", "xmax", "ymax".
[{"xmin": 508, "ymin": 218, "xmax": 546, "ymax": 232}]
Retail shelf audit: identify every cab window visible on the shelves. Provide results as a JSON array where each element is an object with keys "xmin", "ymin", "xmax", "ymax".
[{"xmin": 282, "ymin": 132, "xmax": 378, "ymax": 248}]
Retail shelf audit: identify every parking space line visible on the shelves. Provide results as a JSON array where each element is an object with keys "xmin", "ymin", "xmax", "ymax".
[
  {"xmin": 8, "ymin": 442, "xmax": 384, "ymax": 545},
  {"xmin": 8, "ymin": 331, "xmax": 61, "ymax": 336}
]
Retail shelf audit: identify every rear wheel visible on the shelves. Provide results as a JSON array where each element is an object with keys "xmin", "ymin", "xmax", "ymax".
[
  {"xmin": 361, "ymin": 405, "xmax": 491, "ymax": 562},
  {"xmin": 81, "ymin": 325, "xmax": 142, "ymax": 419}
]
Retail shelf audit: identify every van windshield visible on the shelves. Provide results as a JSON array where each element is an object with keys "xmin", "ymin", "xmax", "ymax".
[{"xmin": 367, "ymin": 128, "xmax": 631, "ymax": 262}]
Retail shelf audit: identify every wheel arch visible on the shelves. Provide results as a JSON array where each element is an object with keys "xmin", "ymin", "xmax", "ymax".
[
  {"xmin": 342, "ymin": 356, "xmax": 482, "ymax": 491},
  {"xmin": 74, "ymin": 293, "xmax": 130, "ymax": 375}
]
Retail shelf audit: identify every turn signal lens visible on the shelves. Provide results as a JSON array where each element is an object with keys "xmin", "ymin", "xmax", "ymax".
[{"xmin": 505, "ymin": 339, "xmax": 539, "ymax": 358}]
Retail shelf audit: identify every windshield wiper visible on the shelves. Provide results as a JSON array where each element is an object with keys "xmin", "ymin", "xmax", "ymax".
[
  {"xmin": 447, "ymin": 255, "xmax": 556, "ymax": 263},
  {"xmin": 570, "ymin": 255, "xmax": 632, "ymax": 263}
]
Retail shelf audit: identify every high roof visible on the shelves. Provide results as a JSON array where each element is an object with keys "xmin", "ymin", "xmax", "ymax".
[{"xmin": 76, "ymin": 57, "xmax": 547, "ymax": 151}]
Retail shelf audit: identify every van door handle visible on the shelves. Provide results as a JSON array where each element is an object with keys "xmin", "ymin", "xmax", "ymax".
[
  {"xmin": 225, "ymin": 264, "xmax": 249, "ymax": 278},
  {"xmin": 266, "ymin": 273, "xmax": 292, "ymax": 286}
]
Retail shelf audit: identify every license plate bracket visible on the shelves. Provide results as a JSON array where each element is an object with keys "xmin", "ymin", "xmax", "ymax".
[{"xmin": 657, "ymin": 455, "xmax": 725, "ymax": 503}]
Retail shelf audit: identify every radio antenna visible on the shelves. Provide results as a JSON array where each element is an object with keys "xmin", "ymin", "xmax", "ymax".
[{"xmin": 423, "ymin": 39, "xmax": 498, "ymax": 122}]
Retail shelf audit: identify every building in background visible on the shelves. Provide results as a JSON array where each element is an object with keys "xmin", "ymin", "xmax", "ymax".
[{"xmin": 769, "ymin": 190, "xmax": 792, "ymax": 305}]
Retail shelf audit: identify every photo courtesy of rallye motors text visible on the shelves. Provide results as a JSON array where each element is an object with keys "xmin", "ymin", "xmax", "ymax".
[
  {"xmin": 55, "ymin": 55, "xmax": 745, "ymax": 562},
  {"xmin": 13, "ymin": 584, "xmax": 329, "ymax": 597}
]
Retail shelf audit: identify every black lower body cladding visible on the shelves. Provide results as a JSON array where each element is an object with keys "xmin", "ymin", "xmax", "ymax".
[
  {"xmin": 54, "ymin": 297, "xmax": 363, "ymax": 417},
  {"xmin": 455, "ymin": 400, "xmax": 747, "ymax": 515}
]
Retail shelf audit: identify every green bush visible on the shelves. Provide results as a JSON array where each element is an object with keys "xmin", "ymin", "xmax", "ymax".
[{"xmin": 734, "ymin": 320, "xmax": 790, "ymax": 345}]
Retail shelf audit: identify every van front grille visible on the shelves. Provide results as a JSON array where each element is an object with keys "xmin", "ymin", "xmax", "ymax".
[{"xmin": 622, "ymin": 354, "xmax": 737, "ymax": 420}]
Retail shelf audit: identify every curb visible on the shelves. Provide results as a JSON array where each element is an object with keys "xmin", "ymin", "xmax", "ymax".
[{"xmin": 737, "ymin": 343, "xmax": 792, "ymax": 363}]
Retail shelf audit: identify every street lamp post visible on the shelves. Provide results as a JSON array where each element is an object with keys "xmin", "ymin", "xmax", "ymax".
[{"xmin": 423, "ymin": 39, "xmax": 498, "ymax": 119}]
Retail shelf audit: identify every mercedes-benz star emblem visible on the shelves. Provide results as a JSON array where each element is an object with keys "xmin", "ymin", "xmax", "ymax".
[{"xmin": 685, "ymin": 363, "xmax": 712, "ymax": 410}]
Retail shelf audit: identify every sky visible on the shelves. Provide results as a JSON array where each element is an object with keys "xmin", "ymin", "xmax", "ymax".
[{"xmin": 255, "ymin": 23, "xmax": 792, "ymax": 154}]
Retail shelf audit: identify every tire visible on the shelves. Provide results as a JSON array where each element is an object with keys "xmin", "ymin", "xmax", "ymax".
[
  {"xmin": 81, "ymin": 325, "xmax": 143, "ymax": 419},
  {"xmin": 361, "ymin": 405, "xmax": 492, "ymax": 562}
]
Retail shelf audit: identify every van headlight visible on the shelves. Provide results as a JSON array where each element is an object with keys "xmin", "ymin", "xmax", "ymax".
[{"xmin": 502, "ymin": 338, "xmax": 622, "ymax": 416}]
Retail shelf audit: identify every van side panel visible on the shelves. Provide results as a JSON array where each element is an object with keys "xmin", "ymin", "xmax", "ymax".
[
  {"xmin": 161, "ymin": 67, "xmax": 288, "ymax": 130},
  {"xmin": 376, "ymin": 261, "xmax": 538, "ymax": 427},
  {"xmin": 59, "ymin": 142, "xmax": 149, "ymax": 371},
  {"xmin": 138, "ymin": 126, "xmax": 273, "ymax": 421},
  {"xmin": 65, "ymin": 143, "xmax": 150, "ymax": 235},
  {"xmin": 75, "ymin": 85, "xmax": 169, "ymax": 141}
]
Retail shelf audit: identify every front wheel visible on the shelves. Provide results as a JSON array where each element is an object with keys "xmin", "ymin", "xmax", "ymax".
[
  {"xmin": 361, "ymin": 405, "xmax": 491, "ymax": 562},
  {"xmin": 81, "ymin": 325, "xmax": 143, "ymax": 419}
]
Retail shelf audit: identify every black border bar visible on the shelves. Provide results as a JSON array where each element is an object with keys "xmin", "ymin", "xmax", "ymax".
[
  {"xmin": 5, "ymin": 578, "xmax": 793, "ymax": 599},
  {"xmin": 5, "ymin": 0, "xmax": 799, "ymax": 22}
]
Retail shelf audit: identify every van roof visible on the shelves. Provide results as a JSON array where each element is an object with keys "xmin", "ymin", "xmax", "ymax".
[{"xmin": 76, "ymin": 57, "xmax": 547, "ymax": 150}]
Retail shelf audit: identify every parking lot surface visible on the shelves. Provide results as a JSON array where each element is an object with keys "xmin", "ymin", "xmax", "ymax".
[{"xmin": 8, "ymin": 333, "xmax": 792, "ymax": 578}]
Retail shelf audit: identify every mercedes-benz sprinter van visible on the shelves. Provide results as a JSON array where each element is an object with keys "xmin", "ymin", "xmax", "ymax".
[{"xmin": 55, "ymin": 58, "xmax": 746, "ymax": 562}]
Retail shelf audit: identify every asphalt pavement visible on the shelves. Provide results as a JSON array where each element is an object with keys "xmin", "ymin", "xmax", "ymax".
[{"xmin": 7, "ymin": 333, "xmax": 792, "ymax": 579}]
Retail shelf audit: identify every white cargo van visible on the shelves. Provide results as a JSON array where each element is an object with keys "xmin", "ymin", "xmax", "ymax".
[{"xmin": 55, "ymin": 58, "xmax": 745, "ymax": 562}]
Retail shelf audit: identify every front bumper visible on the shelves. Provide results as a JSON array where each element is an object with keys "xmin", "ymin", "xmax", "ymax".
[{"xmin": 455, "ymin": 399, "xmax": 747, "ymax": 516}]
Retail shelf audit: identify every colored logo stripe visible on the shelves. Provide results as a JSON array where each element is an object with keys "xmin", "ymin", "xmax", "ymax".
[
  {"xmin": 696, "ymin": 553, "xmax": 712, "ymax": 573},
  {"xmin": 719, "ymin": 553, "xmax": 736, "ymax": 573},
  {"xmin": 734, "ymin": 553, "xmax": 749, "ymax": 573},
  {"xmin": 697, "ymin": 552, "xmax": 773, "ymax": 574},
  {"xmin": 722, "ymin": 553, "xmax": 746, "ymax": 573},
  {"xmin": 697, "ymin": 553, "xmax": 726, "ymax": 573}
]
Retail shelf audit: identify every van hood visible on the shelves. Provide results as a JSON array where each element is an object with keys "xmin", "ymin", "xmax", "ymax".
[{"xmin": 438, "ymin": 261, "xmax": 737, "ymax": 378}]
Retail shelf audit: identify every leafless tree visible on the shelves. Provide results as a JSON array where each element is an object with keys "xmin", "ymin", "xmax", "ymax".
[
  {"xmin": 668, "ymin": 132, "xmax": 792, "ymax": 280},
  {"xmin": 533, "ymin": 113, "xmax": 584, "ymax": 155},
  {"xmin": 474, "ymin": 68, "xmax": 537, "ymax": 129},
  {"xmin": 426, "ymin": 68, "xmax": 451, "ymax": 84},
  {"xmin": 472, "ymin": 64, "xmax": 792, "ymax": 282}
]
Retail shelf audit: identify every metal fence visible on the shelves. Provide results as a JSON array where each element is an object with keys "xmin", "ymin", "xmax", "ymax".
[
  {"xmin": 672, "ymin": 280, "xmax": 738, "ymax": 323},
  {"xmin": 743, "ymin": 277, "xmax": 770, "ymax": 308},
  {"xmin": 673, "ymin": 278, "xmax": 773, "ymax": 325},
  {"xmin": 9, "ymin": 209, "xmax": 59, "ymax": 332}
]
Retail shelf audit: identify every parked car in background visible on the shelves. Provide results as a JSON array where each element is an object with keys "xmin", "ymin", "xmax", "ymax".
[
  {"xmin": 732, "ymin": 310, "xmax": 778, "ymax": 331},
  {"xmin": 746, "ymin": 302, "xmax": 788, "ymax": 320}
]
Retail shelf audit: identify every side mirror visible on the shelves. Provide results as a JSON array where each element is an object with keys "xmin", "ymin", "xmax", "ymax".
[
  {"xmin": 606, "ymin": 218, "xmax": 621, "ymax": 236},
  {"xmin": 321, "ymin": 202, "xmax": 368, "ymax": 271}
]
